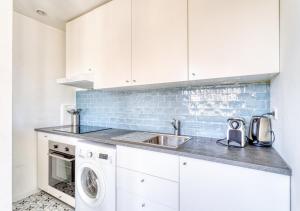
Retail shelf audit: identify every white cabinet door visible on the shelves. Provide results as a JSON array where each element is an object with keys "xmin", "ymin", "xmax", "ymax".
[
  {"xmin": 66, "ymin": 8, "xmax": 100, "ymax": 78},
  {"xmin": 37, "ymin": 133, "xmax": 49, "ymax": 191},
  {"xmin": 132, "ymin": 0, "xmax": 188, "ymax": 85},
  {"xmin": 79, "ymin": 9, "xmax": 102, "ymax": 77},
  {"xmin": 117, "ymin": 189, "xmax": 176, "ymax": 211},
  {"xmin": 180, "ymin": 157, "xmax": 290, "ymax": 211},
  {"xmin": 94, "ymin": 0, "xmax": 132, "ymax": 89},
  {"xmin": 117, "ymin": 146, "xmax": 179, "ymax": 181},
  {"xmin": 66, "ymin": 19, "xmax": 81, "ymax": 78},
  {"xmin": 117, "ymin": 167, "xmax": 179, "ymax": 210},
  {"xmin": 189, "ymin": 0, "xmax": 279, "ymax": 80}
]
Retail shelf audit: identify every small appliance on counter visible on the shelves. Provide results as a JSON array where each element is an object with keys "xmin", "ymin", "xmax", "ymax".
[
  {"xmin": 57, "ymin": 108, "xmax": 112, "ymax": 134},
  {"xmin": 217, "ymin": 113, "xmax": 275, "ymax": 148},
  {"xmin": 67, "ymin": 108, "xmax": 82, "ymax": 126},
  {"xmin": 248, "ymin": 115, "xmax": 274, "ymax": 147},
  {"xmin": 217, "ymin": 117, "xmax": 247, "ymax": 148},
  {"xmin": 227, "ymin": 118, "xmax": 247, "ymax": 147}
]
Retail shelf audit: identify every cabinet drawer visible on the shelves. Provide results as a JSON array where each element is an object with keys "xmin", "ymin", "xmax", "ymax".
[
  {"xmin": 117, "ymin": 167, "xmax": 178, "ymax": 210},
  {"xmin": 38, "ymin": 132, "xmax": 52, "ymax": 141},
  {"xmin": 47, "ymin": 186, "xmax": 75, "ymax": 207},
  {"xmin": 38, "ymin": 132, "xmax": 79, "ymax": 145},
  {"xmin": 117, "ymin": 146, "xmax": 179, "ymax": 181},
  {"xmin": 117, "ymin": 189, "xmax": 176, "ymax": 211}
]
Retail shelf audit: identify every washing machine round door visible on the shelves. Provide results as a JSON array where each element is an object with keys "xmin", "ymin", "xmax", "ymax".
[{"xmin": 77, "ymin": 163, "xmax": 105, "ymax": 207}]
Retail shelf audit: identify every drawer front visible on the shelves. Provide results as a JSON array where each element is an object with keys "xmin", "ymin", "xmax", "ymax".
[
  {"xmin": 47, "ymin": 186, "xmax": 75, "ymax": 207},
  {"xmin": 117, "ymin": 189, "xmax": 176, "ymax": 211},
  {"xmin": 117, "ymin": 167, "xmax": 178, "ymax": 209},
  {"xmin": 38, "ymin": 132, "xmax": 79, "ymax": 145},
  {"xmin": 117, "ymin": 146, "xmax": 179, "ymax": 181},
  {"xmin": 38, "ymin": 132, "xmax": 52, "ymax": 141}
]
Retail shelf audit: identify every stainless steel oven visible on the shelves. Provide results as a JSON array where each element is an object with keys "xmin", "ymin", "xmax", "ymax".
[{"xmin": 49, "ymin": 141, "xmax": 75, "ymax": 198}]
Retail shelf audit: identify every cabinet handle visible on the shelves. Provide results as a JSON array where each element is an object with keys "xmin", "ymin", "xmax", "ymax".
[
  {"xmin": 183, "ymin": 162, "xmax": 187, "ymax": 166},
  {"xmin": 140, "ymin": 179, "xmax": 145, "ymax": 183},
  {"xmin": 125, "ymin": 80, "xmax": 130, "ymax": 83},
  {"xmin": 88, "ymin": 68, "xmax": 92, "ymax": 72},
  {"xmin": 141, "ymin": 203, "xmax": 146, "ymax": 208},
  {"xmin": 133, "ymin": 80, "xmax": 136, "ymax": 83},
  {"xmin": 44, "ymin": 135, "xmax": 48, "ymax": 138},
  {"xmin": 192, "ymin": 73, "xmax": 196, "ymax": 76}
]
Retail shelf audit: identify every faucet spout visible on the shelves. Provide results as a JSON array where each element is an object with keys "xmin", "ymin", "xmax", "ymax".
[{"xmin": 171, "ymin": 119, "xmax": 180, "ymax": 136}]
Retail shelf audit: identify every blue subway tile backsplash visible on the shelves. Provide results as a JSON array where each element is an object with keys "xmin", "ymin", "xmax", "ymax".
[{"xmin": 76, "ymin": 83, "xmax": 270, "ymax": 138}]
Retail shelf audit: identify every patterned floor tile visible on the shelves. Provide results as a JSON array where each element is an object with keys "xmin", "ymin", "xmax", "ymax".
[{"xmin": 13, "ymin": 191, "xmax": 74, "ymax": 211}]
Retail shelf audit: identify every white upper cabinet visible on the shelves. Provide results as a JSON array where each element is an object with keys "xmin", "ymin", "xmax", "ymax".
[
  {"xmin": 132, "ymin": 0, "xmax": 188, "ymax": 85},
  {"xmin": 66, "ymin": 0, "xmax": 131, "ymax": 89},
  {"xmin": 66, "ymin": 8, "xmax": 101, "ymax": 78},
  {"xmin": 65, "ymin": 0, "xmax": 280, "ymax": 89},
  {"xmin": 66, "ymin": 19, "xmax": 81, "ymax": 78},
  {"xmin": 188, "ymin": 0, "xmax": 279, "ymax": 80},
  {"xmin": 93, "ymin": 0, "xmax": 132, "ymax": 89}
]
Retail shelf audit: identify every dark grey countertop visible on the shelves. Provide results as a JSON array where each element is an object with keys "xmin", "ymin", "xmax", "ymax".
[{"xmin": 35, "ymin": 126, "xmax": 291, "ymax": 176}]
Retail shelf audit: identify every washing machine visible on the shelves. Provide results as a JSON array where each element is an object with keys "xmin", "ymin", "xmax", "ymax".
[{"xmin": 75, "ymin": 140, "xmax": 116, "ymax": 211}]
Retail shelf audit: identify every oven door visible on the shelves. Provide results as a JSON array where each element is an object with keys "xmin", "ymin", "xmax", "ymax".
[{"xmin": 49, "ymin": 150, "xmax": 75, "ymax": 197}]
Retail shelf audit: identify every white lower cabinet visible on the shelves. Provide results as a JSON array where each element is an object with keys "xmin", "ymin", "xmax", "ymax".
[
  {"xmin": 117, "ymin": 145, "xmax": 179, "ymax": 181},
  {"xmin": 180, "ymin": 156, "xmax": 290, "ymax": 211},
  {"xmin": 116, "ymin": 146, "xmax": 290, "ymax": 211},
  {"xmin": 117, "ymin": 167, "xmax": 178, "ymax": 210},
  {"xmin": 116, "ymin": 146, "xmax": 179, "ymax": 211},
  {"xmin": 37, "ymin": 133, "xmax": 49, "ymax": 192},
  {"xmin": 37, "ymin": 132, "xmax": 77, "ymax": 207},
  {"xmin": 117, "ymin": 189, "xmax": 176, "ymax": 211}
]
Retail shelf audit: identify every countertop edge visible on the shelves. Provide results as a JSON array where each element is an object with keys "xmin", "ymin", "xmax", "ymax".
[{"xmin": 35, "ymin": 128, "xmax": 292, "ymax": 176}]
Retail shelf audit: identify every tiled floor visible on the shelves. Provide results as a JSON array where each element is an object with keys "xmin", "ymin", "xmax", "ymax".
[{"xmin": 13, "ymin": 191, "xmax": 74, "ymax": 211}]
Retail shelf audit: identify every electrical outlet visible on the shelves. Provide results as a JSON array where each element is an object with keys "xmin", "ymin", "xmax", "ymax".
[{"xmin": 272, "ymin": 107, "xmax": 278, "ymax": 120}]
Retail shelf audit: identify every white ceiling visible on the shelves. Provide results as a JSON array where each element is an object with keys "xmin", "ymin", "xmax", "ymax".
[{"xmin": 14, "ymin": 0, "xmax": 110, "ymax": 30}]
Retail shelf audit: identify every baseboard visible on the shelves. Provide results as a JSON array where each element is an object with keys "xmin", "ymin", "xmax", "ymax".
[{"xmin": 13, "ymin": 188, "xmax": 40, "ymax": 202}]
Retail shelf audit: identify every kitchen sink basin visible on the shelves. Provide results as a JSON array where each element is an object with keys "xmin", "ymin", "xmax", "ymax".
[{"xmin": 142, "ymin": 134, "xmax": 190, "ymax": 149}]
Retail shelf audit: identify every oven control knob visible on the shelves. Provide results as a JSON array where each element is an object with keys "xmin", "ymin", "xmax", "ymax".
[
  {"xmin": 88, "ymin": 152, "xmax": 93, "ymax": 158},
  {"xmin": 65, "ymin": 147, "xmax": 69, "ymax": 152}
]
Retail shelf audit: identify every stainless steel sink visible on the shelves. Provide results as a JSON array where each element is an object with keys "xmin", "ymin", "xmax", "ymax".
[{"xmin": 142, "ymin": 134, "xmax": 190, "ymax": 149}]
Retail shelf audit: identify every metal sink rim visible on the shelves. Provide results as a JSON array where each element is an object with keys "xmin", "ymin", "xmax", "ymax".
[{"xmin": 141, "ymin": 133, "xmax": 191, "ymax": 149}]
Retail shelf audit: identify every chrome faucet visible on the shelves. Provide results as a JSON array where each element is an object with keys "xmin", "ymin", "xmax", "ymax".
[{"xmin": 171, "ymin": 119, "xmax": 181, "ymax": 136}]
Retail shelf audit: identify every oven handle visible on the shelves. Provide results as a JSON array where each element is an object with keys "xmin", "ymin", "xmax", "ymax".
[{"xmin": 48, "ymin": 152, "xmax": 75, "ymax": 162}]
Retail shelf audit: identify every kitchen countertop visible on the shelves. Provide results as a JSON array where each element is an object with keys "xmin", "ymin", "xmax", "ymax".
[{"xmin": 35, "ymin": 126, "xmax": 291, "ymax": 176}]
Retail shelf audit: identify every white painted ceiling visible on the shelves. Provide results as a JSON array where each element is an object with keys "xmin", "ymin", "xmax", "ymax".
[{"xmin": 14, "ymin": 0, "xmax": 110, "ymax": 30}]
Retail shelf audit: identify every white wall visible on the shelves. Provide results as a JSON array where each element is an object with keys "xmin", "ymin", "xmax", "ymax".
[
  {"xmin": 0, "ymin": 0, "xmax": 13, "ymax": 210},
  {"xmin": 271, "ymin": 0, "xmax": 300, "ymax": 210},
  {"xmin": 13, "ymin": 12, "xmax": 75, "ymax": 201}
]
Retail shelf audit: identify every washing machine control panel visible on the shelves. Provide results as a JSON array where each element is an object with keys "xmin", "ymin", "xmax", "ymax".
[
  {"xmin": 77, "ymin": 149, "xmax": 93, "ymax": 158},
  {"xmin": 78, "ymin": 149, "xmax": 110, "ymax": 161},
  {"xmin": 98, "ymin": 153, "xmax": 108, "ymax": 160},
  {"xmin": 87, "ymin": 151, "xmax": 93, "ymax": 158}
]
